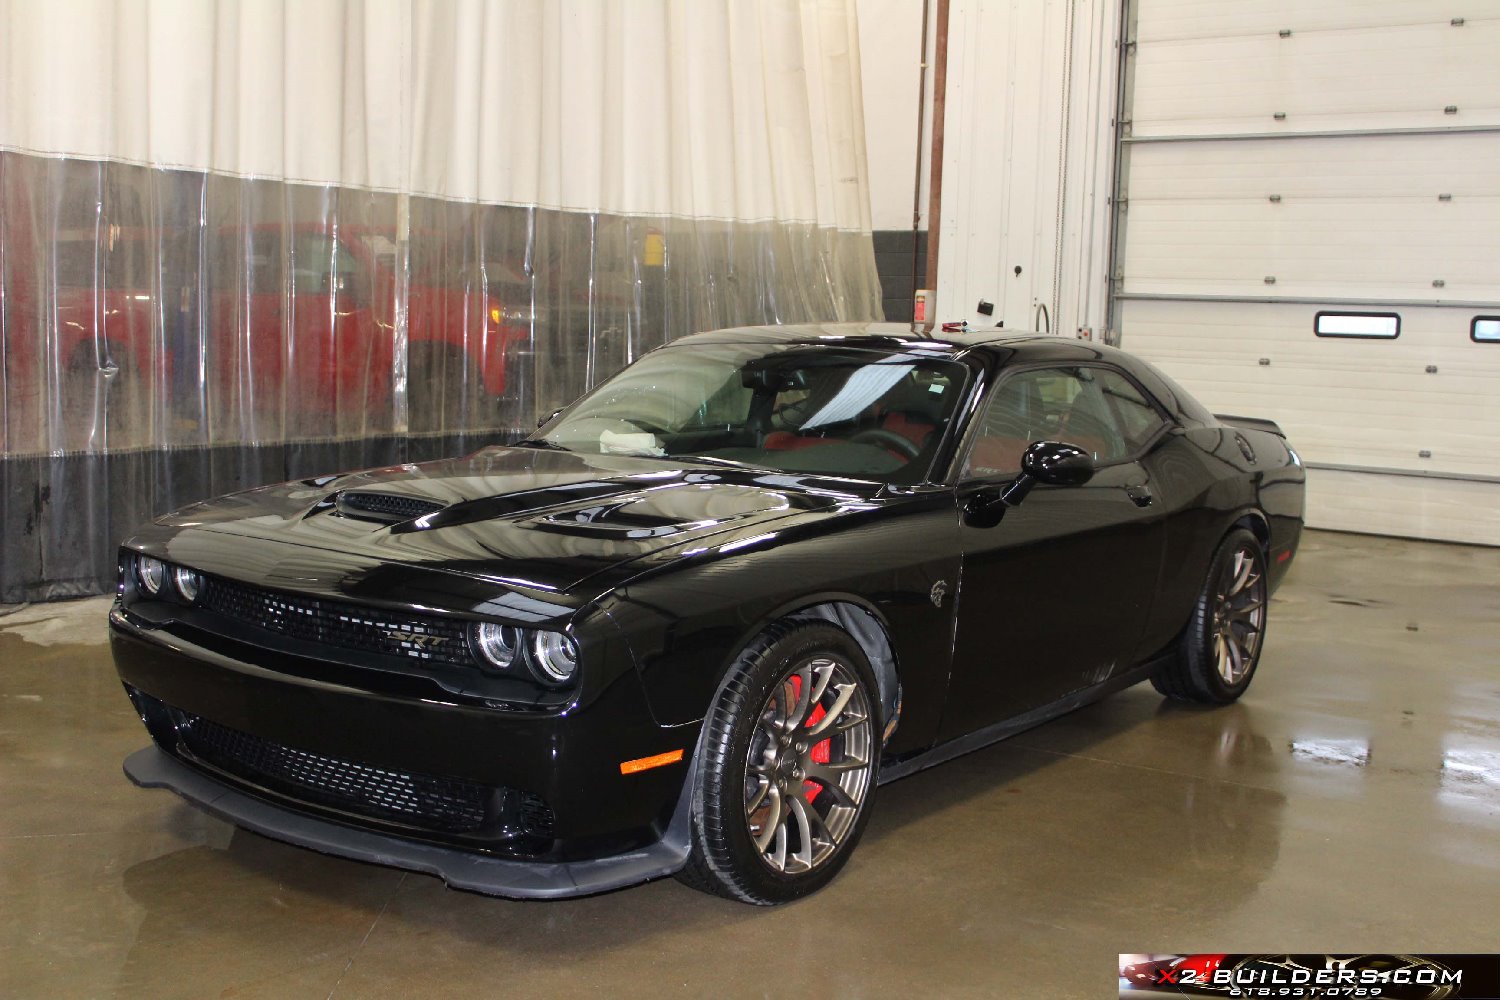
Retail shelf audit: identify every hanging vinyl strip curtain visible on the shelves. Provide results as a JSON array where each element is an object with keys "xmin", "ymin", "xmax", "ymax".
[{"xmin": 0, "ymin": 0, "xmax": 883, "ymax": 602}]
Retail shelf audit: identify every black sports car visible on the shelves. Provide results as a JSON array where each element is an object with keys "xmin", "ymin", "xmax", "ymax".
[{"xmin": 111, "ymin": 322, "xmax": 1304, "ymax": 904}]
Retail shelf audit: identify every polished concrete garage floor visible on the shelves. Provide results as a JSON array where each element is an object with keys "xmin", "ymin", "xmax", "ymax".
[{"xmin": 3, "ymin": 530, "xmax": 1498, "ymax": 999}]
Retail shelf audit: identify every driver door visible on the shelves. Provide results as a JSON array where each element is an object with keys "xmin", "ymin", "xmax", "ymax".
[{"xmin": 938, "ymin": 364, "xmax": 1169, "ymax": 741}]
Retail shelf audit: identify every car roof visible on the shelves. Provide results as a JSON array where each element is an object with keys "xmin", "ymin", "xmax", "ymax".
[{"xmin": 670, "ymin": 321, "xmax": 1127, "ymax": 365}]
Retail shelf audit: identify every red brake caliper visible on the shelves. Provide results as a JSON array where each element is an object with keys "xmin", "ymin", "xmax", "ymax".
[{"xmin": 788, "ymin": 676, "xmax": 833, "ymax": 803}]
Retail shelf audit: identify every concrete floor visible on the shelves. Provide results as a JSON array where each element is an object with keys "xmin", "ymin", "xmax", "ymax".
[{"xmin": 2, "ymin": 529, "xmax": 1498, "ymax": 999}]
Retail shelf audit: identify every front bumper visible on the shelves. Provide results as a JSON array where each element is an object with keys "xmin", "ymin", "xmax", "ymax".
[
  {"xmin": 123, "ymin": 746, "xmax": 689, "ymax": 899},
  {"xmin": 110, "ymin": 605, "xmax": 698, "ymax": 896}
]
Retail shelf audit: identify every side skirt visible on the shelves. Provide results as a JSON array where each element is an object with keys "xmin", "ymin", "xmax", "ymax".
[{"xmin": 876, "ymin": 658, "xmax": 1163, "ymax": 785}]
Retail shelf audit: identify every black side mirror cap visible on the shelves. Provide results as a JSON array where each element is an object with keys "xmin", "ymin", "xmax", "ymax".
[
  {"xmin": 537, "ymin": 407, "xmax": 564, "ymax": 429},
  {"xmin": 998, "ymin": 441, "xmax": 1095, "ymax": 508},
  {"xmin": 963, "ymin": 441, "xmax": 1096, "ymax": 527},
  {"xmin": 1023, "ymin": 440, "xmax": 1095, "ymax": 487}
]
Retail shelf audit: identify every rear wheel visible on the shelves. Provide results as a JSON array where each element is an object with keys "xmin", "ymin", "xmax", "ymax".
[
  {"xmin": 1152, "ymin": 527, "xmax": 1268, "ymax": 704},
  {"xmin": 677, "ymin": 622, "xmax": 880, "ymax": 904}
]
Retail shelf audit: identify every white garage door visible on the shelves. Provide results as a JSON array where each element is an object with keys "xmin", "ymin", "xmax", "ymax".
[{"xmin": 1112, "ymin": 1, "xmax": 1500, "ymax": 545}]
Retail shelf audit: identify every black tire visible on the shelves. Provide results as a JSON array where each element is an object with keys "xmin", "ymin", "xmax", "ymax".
[
  {"xmin": 677, "ymin": 621, "xmax": 881, "ymax": 904},
  {"xmin": 1152, "ymin": 527, "xmax": 1269, "ymax": 704}
]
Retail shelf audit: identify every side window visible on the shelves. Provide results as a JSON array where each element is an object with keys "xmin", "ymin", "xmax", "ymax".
[
  {"xmin": 962, "ymin": 366, "xmax": 1132, "ymax": 477},
  {"xmin": 291, "ymin": 234, "xmax": 359, "ymax": 297},
  {"xmin": 1096, "ymin": 369, "xmax": 1168, "ymax": 452}
]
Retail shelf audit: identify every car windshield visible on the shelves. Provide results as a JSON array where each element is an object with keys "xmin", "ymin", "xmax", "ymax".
[{"xmin": 531, "ymin": 341, "xmax": 969, "ymax": 484}]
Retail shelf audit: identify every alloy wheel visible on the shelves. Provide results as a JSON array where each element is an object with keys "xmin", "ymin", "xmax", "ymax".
[
  {"xmin": 743, "ymin": 655, "xmax": 874, "ymax": 875},
  {"xmin": 1212, "ymin": 545, "xmax": 1267, "ymax": 684}
]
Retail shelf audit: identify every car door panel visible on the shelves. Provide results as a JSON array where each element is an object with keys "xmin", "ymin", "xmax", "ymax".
[
  {"xmin": 937, "ymin": 364, "xmax": 1171, "ymax": 741},
  {"xmin": 941, "ymin": 460, "xmax": 1165, "ymax": 740}
]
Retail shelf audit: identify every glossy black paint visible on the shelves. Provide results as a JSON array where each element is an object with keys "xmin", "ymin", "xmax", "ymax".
[
  {"xmin": 977, "ymin": 440, "xmax": 1095, "ymax": 515},
  {"xmin": 111, "ymin": 322, "xmax": 1305, "ymax": 897}
]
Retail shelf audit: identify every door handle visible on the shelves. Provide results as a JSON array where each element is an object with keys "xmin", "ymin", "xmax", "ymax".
[{"xmin": 1126, "ymin": 485, "xmax": 1154, "ymax": 508}]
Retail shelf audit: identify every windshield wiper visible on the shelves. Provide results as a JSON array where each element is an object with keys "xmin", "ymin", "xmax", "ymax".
[{"xmin": 510, "ymin": 439, "xmax": 571, "ymax": 452}]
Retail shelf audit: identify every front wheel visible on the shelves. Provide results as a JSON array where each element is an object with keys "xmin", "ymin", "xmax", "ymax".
[
  {"xmin": 1152, "ymin": 527, "xmax": 1269, "ymax": 704},
  {"xmin": 677, "ymin": 622, "xmax": 880, "ymax": 904}
]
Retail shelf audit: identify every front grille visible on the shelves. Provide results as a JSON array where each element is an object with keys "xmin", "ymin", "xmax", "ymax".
[
  {"xmin": 183, "ymin": 714, "xmax": 493, "ymax": 832},
  {"xmin": 199, "ymin": 575, "xmax": 475, "ymax": 667},
  {"xmin": 337, "ymin": 491, "xmax": 446, "ymax": 522}
]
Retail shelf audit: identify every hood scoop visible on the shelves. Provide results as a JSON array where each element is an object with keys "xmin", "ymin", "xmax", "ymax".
[
  {"xmin": 335, "ymin": 491, "xmax": 448, "ymax": 524},
  {"xmin": 534, "ymin": 500, "xmax": 716, "ymax": 539},
  {"xmin": 527, "ymin": 484, "xmax": 794, "ymax": 540}
]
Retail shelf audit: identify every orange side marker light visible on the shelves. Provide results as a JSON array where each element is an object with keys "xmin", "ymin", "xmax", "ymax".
[{"xmin": 620, "ymin": 749, "xmax": 685, "ymax": 775}]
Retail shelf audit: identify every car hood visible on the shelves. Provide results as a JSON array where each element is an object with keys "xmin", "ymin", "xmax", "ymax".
[{"xmin": 153, "ymin": 446, "xmax": 878, "ymax": 594}]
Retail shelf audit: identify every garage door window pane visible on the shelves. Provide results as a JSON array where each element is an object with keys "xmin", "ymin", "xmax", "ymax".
[
  {"xmin": 1472, "ymin": 317, "xmax": 1500, "ymax": 343},
  {"xmin": 1315, "ymin": 312, "xmax": 1400, "ymax": 339}
]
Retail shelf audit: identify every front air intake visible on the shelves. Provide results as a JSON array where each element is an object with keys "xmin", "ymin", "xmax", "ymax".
[{"xmin": 127, "ymin": 688, "xmax": 558, "ymax": 841}]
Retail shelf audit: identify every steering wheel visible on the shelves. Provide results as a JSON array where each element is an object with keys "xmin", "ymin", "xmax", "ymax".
[
  {"xmin": 624, "ymin": 419, "xmax": 672, "ymax": 436},
  {"xmin": 850, "ymin": 428, "xmax": 921, "ymax": 460}
]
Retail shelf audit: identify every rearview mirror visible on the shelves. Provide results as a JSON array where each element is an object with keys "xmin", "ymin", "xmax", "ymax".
[{"xmin": 998, "ymin": 441, "xmax": 1095, "ymax": 507}]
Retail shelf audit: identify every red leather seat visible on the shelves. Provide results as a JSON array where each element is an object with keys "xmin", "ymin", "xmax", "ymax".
[
  {"xmin": 967, "ymin": 436, "xmax": 1029, "ymax": 474},
  {"xmin": 763, "ymin": 431, "xmax": 830, "ymax": 451},
  {"xmin": 880, "ymin": 411, "xmax": 936, "ymax": 448}
]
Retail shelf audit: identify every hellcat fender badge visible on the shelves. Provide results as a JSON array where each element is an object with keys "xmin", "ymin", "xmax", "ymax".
[{"xmin": 930, "ymin": 580, "xmax": 948, "ymax": 608}]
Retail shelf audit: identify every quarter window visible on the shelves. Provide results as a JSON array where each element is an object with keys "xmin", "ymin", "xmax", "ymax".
[
  {"xmin": 963, "ymin": 366, "xmax": 1137, "ymax": 477},
  {"xmin": 1096, "ymin": 369, "xmax": 1168, "ymax": 452}
]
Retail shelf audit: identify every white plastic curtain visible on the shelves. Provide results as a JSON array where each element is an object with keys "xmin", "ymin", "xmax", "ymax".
[{"xmin": 0, "ymin": 0, "xmax": 883, "ymax": 601}]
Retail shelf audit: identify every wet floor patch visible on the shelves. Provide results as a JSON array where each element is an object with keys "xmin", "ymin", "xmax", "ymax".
[{"xmin": 0, "ymin": 596, "xmax": 113, "ymax": 647}]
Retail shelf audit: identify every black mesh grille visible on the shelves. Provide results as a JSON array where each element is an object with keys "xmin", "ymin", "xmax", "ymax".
[
  {"xmin": 337, "ymin": 491, "xmax": 446, "ymax": 522},
  {"xmin": 199, "ymin": 575, "xmax": 474, "ymax": 666},
  {"xmin": 518, "ymin": 795, "xmax": 555, "ymax": 840},
  {"xmin": 181, "ymin": 714, "xmax": 493, "ymax": 833}
]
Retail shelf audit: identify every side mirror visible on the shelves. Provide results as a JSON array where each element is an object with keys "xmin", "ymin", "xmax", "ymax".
[
  {"xmin": 537, "ymin": 407, "xmax": 564, "ymax": 429},
  {"xmin": 962, "ymin": 441, "xmax": 1094, "ymax": 528},
  {"xmin": 1000, "ymin": 441, "xmax": 1094, "ymax": 507}
]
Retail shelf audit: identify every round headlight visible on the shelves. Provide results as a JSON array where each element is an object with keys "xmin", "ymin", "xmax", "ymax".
[
  {"xmin": 472, "ymin": 622, "xmax": 521, "ymax": 670},
  {"xmin": 529, "ymin": 631, "xmax": 579, "ymax": 686},
  {"xmin": 137, "ymin": 556, "xmax": 166, "ymax": 596},
  {"xmin": 172, "ymin": 566, "xmax": 202, "ymax": 604}
]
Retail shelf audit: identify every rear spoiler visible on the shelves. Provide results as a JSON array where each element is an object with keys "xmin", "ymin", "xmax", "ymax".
[{"xmin": 1215, "ymin": 414, "xmax": 1286, "ymax": 438}]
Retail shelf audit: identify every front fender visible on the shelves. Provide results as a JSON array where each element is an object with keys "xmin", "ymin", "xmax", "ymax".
[{"xmin": 596, "ymin": 496, "xmax": 961, "ymax": 757}]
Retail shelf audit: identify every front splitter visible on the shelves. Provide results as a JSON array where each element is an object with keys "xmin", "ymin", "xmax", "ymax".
[{"xmin": 123, "ymin": 745, "xmax": 689, "ymax": 900}]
